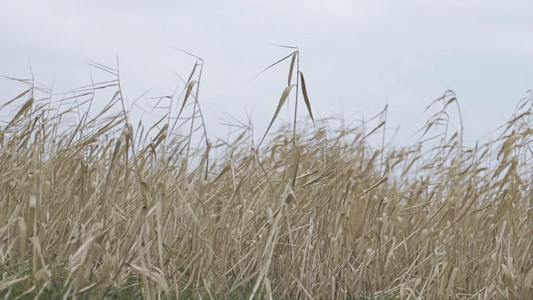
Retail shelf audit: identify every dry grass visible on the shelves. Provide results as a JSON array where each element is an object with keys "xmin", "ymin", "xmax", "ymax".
[{"xmin": 1, "ymin": 54, "xmax": 533, "ymax": 300}]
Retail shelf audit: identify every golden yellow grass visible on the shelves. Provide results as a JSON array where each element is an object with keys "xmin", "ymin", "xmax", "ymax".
[{"xmin": 1, "ymin": 55, "xmax": 533, "ymax": 299}]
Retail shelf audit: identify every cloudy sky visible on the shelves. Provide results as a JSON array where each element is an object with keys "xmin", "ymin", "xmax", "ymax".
[{"xmin": 2, "ymin": 0, "xmax": 533, "ymax": 146}]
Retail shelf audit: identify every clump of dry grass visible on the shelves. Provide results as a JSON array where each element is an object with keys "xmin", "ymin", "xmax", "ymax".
[{"xmin": 1, "ymin": 55, "xmax": 533, "ymax": 300}]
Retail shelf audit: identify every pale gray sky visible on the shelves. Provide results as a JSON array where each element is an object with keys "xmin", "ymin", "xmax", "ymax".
[{"xmin": 2, "ymin": 0, "xmax": 533, "ymax": 146}]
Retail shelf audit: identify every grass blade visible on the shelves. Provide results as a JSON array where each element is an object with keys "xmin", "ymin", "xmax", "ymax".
[
  {"xmin": 298, "ymin": 71, "xmax": 314, "ymax": 125},
  {"xmin": 260, "ymin": 84, "xmax": 296, "ymax": 146},
  {"xmin": 177, "ymin": 80, "xmax": 198, "ymax": 118},
  {"xmin": 288, "ymin": 53, "xmax": 297, "ymax": 85}
]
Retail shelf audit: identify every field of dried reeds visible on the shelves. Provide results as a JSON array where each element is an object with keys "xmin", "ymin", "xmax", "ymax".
[{"xmin": 1, "ymin": 52, "xmax": 533, "ymax": 299}]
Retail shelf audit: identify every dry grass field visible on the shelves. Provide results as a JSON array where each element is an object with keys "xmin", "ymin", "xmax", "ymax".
[{"xmin": 1, "ymin": 53, "xmax": 533, "ymax": 299}]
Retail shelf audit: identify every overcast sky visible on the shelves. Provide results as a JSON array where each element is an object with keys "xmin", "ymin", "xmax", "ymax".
[{"xmin": 2, "ymin": 0, "xmax": 533, "ymax": 147}]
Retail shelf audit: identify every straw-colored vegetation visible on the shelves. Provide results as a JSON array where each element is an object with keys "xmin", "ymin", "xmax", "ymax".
[{"xmin": 1, "ymin": 51, "xmax": 533, "ymax": 299}]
